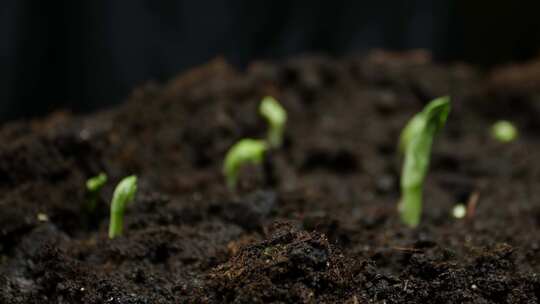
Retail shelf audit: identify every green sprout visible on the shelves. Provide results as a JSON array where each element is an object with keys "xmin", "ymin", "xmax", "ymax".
[
  {"xmin": 85, "ymin": 173, "xmax": 107, "ymax": 212},
  {"xmin": 223, "ymin": 139, "xmax": 268, "ymax": 190},
  {"xmin": 491, "ymin": 120, "xmax": 518, "ymax": 143},
  {"xmin": 399, "ymin": 96, "xmax": 451, "ymax": 227},
  {"xmin": 259, "ymin": 96, "xmax": 287, "ymax": 148},
  {"xmin": 108, "ymin": 175, "xmax": 138, "ymax": 239},
  {"xmin": 87, "ymin": 173, "xmax": 108, "ymax": 192}
]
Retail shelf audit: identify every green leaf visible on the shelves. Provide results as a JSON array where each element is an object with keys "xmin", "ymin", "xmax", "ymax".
[
  {"xmin": 399, "ymin": 96, "xmax": 450, "ymax": 227},
  {"xmin": 259, "ymin": 96, "xmax": 287, "ymax": 148},
  {"xmin": 223, "ymin": 139, "xmax": 268, "ymax": 190}
]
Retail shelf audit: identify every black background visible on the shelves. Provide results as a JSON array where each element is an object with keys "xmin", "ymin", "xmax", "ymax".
[{"xmin": 1, "ymin": 1, "xmax": 540, "ymax": 122}]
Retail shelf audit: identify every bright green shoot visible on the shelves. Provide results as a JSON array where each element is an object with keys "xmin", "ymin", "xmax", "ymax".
[
  {"xmin": 491, "ymin": 120, "xmax": 518, "ymax": 143},
  {"xmin": 223, "ymin": 139, "xmax": 268, "ymax": 190},
  {"xmin": 399, "ymin": 96, "xmax": 451, "ymax": 227},
  {"xmin": 87, "ymin": 173, "xmax": 107, "ymax": 193},
  {"xmin": 85, "ymin": 173, "xmax": 107, "ymax": 212},
  {"xmin": 108, "ymin": 175, "xmax": 138, "ymax": 239},
  {"xmin": 259, "ymin": 96, "xmax": 287, "ymax": 148}
]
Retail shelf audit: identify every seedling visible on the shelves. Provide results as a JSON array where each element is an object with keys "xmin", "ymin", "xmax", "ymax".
[
  {"xmin": 86, "ymin": 173, "xmax": 107, "ymax": 212},
  {"xmin": 491, "ymin": 120, "xmax": 518, "ymax": 143},
  {"xmin": 399, "ymin": 96, "xmax": 451, "ymax": 227},
  {"xmin": 259, "ymin": 96, "xmax": 287, "ymax": 148},
  {"xmin": 108, "ymin": 175, "xmax": 138, "ymax": 239},
  {"xmin": 223, "ymin": 139, "xmax": 268, "ymax": 190}
]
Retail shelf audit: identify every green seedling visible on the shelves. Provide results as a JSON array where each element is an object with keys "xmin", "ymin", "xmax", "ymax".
[
  {"xmin": 108, "ymin": 175, "xmax": 138, "ymax": 239},
  {"xmin": 87, "ymin": 173, "xmax": 108, "ymax": 192},
  {"xmin": 491, "ymin": 120, "xmax": 518, "ymax": 143},
  {"xmin": 259, "ymin": 96, "xmax": 287, "ymax": 148},
  {"xmin": 223, "ymin": 139, "xmax": 268, "ymax": 190},
  {"xmin": 399, "ymin": 96, "xmax": 451, "ymax": 227},
  {"xmin": 86, "ymin": 173, "xmax": 107, "ymax": 212}
]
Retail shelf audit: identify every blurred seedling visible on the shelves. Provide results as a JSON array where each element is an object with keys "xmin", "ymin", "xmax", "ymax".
[
  {"xmin": 86, "ymin": 173, "xmax": 107, "ymax": 212},
  {"xmin": 259, "ymin": 96, "xmax": 287, "ymax": 149},
  {"xmin": 223, "ymin": 139, "xmax": 268, "ymax": 190},
  {"xmin": 491, "ymin": 120, "xmax": 518, "ymax": 143},
  {"xmin": 398, "ymin": 96, "xmax": 451, "ymax": 227}
]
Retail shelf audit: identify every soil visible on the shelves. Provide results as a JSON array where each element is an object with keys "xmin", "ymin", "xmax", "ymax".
[{"xmin": 2, "ymin": 50, "xmax": 540, "ymax": 303}]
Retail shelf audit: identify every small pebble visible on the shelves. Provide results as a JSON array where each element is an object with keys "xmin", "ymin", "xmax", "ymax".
[
  {"xmin": 79, "ymin": 129, "xmax": 91, "ymax": 140},
  {"xmin": 376, "ymin": 174, "xmax": 395, "ymax": 193},
  {"xmin": 37, "ymin": 213, "xmax": 49, "ymax": 222},
  {"xmin": 452, "ymin": 204, "xmax": 467, "ymax": 219},
  {"xmin": 491, "ymin": 120, "xmax": 518, "ymax": 143}
]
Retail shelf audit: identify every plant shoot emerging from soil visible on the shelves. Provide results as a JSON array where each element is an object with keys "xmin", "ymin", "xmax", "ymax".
[
  {"xmin": 399, "ymin": 96, "xmax": 450, "ymax": 227},
  {"xmin": 491, "ymin": 120, "xmax": 518, "ymax": 143},
  {"xmin": 223, "ymin": 139, "xmax": 268, "ymax": 190},
  {"xmin": 259, "ymin": 96, "xmax": 287, "ymax": 148},
  {"xmin": 85, "ymin": 173, "xmax": 107, "ymax": 212},
  {"xmin": 108, "ymin": 175, "xmax": 138, "ymax": 239},
  {"xmin": 87, "ymin": 173, "xmax": 108, "ymax": 192}
]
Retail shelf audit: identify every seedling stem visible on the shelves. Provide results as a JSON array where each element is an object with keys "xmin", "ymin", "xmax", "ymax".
[
  {"xmin": 399, "ymin": 96, "xmax": 450, "ymax": 227},
  {"xmin": 108, "ymin": 175, "xmax": 138, "ymax": 239}
]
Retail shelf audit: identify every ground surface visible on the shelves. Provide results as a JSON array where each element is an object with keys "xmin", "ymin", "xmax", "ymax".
[{"xmin": 2, "ymin": 50, "xmax": 540, "ymax": 303}]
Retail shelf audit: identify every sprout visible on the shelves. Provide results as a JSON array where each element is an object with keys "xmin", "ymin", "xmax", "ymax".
[
  {"xmin": 223, "ymin": 139, "xmax": 268, "ymax": 190},
  {"xmin": 108, "ymin": 175, "xmax": 138, "ymax": 239},
  {"xmin": 87, "ymin": 173, "xmax": 108, "ymax": 193},
  {"xmin": 85, "ymin": 173, "xmax": 108, "ymax": 212},
  {"xmin": 259, "ymin": 96, "xmax": 287, "ymax": 148},
  {"xmin": 399, "ymin": 96, "xmax": 451, "ymax": 227},
  {"xmin": 491, "ymin": 120, "xmax": 518, "ymax": 143}
]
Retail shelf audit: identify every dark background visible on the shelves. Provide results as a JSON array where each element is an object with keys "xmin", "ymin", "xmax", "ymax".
[{"xmin": 1, "ymin": 1, "xmax": 540, "ymax": 122}]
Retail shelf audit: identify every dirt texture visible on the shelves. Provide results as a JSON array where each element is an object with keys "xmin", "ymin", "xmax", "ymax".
[{"xmin": 2, "ymin": 50, "xmax": 540, "ymax": 303}]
